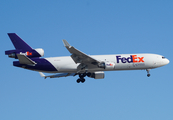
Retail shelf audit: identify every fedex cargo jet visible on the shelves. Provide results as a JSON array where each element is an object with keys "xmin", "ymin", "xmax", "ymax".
[{"xmin": 5, "ymin": 33, "xmax": 169, "ymax": 83}]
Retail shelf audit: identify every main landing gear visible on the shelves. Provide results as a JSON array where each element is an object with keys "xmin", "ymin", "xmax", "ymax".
[
  {"xmin": 146, "ymin": 69, "xmax": 151, "ymax": 77},
  {"xmin": 76, "ymin": 73, "xmax": 86, "ymax": 83}
]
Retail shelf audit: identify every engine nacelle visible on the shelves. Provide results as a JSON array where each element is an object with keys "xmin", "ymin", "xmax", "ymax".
[
  {"xmin": 5, "ymin": 48, "xmax": 44, "ymax": 59},
  {"xmin": 87, "ymin": 71, "xmax": 105, "ymax": 79},
  {"xmin": 98, "ymin": 61, "xmax": 115, "ymax": 70},
  {"xmin": 34, "ymin": 48, "xmax": 44, "ymax": 57}
]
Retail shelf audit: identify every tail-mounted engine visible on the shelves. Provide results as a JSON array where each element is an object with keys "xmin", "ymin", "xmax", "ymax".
[{"xmin": 5, "ymin": 48, "xmax": 44, "ymax": 59}]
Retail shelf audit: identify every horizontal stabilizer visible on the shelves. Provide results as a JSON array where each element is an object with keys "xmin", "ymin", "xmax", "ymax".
[
  {"xmin": 39, "ymin": 72, "xmax": 76, "ymax": 79},
  {"xmin": 17, "ymin": 54, "xmax": 36, "ymax": 65}
]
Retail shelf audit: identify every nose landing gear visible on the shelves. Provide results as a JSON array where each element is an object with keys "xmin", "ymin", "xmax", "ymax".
[{"xmin": 146, "ymin": 69, "xmax": 150, "ymax": 77}]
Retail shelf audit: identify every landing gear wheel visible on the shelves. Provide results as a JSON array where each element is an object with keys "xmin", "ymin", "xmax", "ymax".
[
  {"xmin": 81, "ymin": 78, "xmax": 85, "ymax": 83},
  {"xmin": 146, "ymin": 69, "xmax": 151, "ymax": 77},
  {"xmin": 147, "ymin": 74, "xmax": 150, "ymax": 77},
  {"xmin": 77, "ymin": 79, "xmax": 81, "ymax": 83}
]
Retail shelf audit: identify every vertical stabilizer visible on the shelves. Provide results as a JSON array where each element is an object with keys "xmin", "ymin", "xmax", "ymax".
[
  {"xmin": 8, "ymin": 33, "xmax": 32, "ymax": 50},
  {"xmin": 5, "ymin": 33, "xmax": 44, "ymax": 59}
]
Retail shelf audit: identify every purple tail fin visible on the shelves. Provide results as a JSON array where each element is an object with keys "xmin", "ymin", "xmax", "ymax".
[
  {"xmin": 8, "ymin": 33, "xmax": 32, "ymax": 50},
  {"xmin": 5, "ymin": 33, "xmax": 44, "ymax": 59}
]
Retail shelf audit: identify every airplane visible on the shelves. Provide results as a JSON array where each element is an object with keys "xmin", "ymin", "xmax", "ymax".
[{"xmin": 5, "ymin": 33, "xmax": 170, "ymax": 83}]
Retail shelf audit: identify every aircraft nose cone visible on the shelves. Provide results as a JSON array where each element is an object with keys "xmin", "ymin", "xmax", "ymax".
[
  {"xmin": 166, "ymin": 59, "xmax": 170, "ymax": 64},
  {"xmin": 163, "ymin": 58, "xmax": 170, "ymax": 65}
]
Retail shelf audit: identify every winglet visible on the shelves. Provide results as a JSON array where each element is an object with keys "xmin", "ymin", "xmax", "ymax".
[{"xmin": 62, "ymin": 40, "xmax": 71, "ymax": 47}]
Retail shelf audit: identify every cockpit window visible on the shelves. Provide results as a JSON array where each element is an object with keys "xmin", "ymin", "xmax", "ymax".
[{"xmin": 162, "ymin": 56, "xmax": 166, "ymax": 59}]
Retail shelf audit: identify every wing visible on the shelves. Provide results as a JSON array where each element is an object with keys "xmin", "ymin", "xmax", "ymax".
[
  {"xmin": 39, "ymin": 72, "xmax": 76, "ymax": 79},
  {"xmin": 62, "ymin": 40, "xmax": 100, "ymax": 65}
]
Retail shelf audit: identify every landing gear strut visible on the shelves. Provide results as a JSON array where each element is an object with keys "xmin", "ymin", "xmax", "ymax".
[
  {"xmin": 146, "ymin": 69, "xmax": 150, "ymax": 77},
  {"xmin": 76, "ymin": 73, "xmax": 86, "ymax": 83}
]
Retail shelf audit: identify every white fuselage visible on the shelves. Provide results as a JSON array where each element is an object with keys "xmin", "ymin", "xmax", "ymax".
[{"xmin": 44, "ymin": 53, "xmax": 169, "ymax": 73}]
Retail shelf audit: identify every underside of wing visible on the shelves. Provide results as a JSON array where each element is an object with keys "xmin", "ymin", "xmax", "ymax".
[{"xmin": 39, "ymin": 72, "xmax": 76, "ymax": 79}]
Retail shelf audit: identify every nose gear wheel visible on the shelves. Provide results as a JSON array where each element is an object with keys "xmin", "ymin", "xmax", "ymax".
[{"xmin": 146, "ymin": 69, "xmax": 151, "ymax": 77}]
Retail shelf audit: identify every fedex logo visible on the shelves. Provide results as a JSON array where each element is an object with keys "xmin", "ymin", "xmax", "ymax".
[
  {"xmin": 106, "ymin": 63, "xmax": 113, "ymax": 66},
  {"xmin": 116, "ymin": 55, "xmax": 144, "ymax": 63},
  {"xmin": 26, "ymin": 51, "xmax": 32, "ymax": 56},
  {"xmin": 20, "ymin": 51, "xmax": 32, "ymax": 56}
]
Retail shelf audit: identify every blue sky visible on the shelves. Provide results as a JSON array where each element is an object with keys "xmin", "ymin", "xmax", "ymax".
[{"xmin": 1, "ymin": 0, "xmax": 173, "ymax": 120}]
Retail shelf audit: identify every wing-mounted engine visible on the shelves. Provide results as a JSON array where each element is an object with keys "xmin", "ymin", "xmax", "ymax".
[
  {"xmin": 98, "ymin": 61, "xmax": 115, "ymax": 70},
  {"xmin": 87, "ymin": 71, "xmax": 105, "ymax": 79},
  {"xmin": 5, "ymin": 48, "xmax": 44, "ymax": 59}
]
